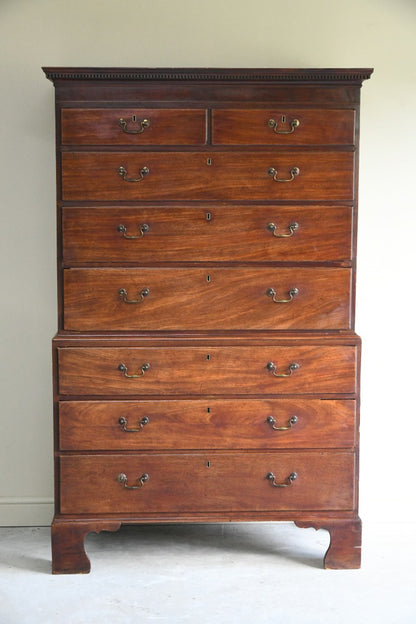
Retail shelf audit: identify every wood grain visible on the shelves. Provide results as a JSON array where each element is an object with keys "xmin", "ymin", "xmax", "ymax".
[
  {"xmin": 63, "ymin": 267, "xmax": 352, "ymax": 331},
  {"xmin": 61, "ymin": 108, "xmax": 207, "ymax": 145},
  {"xmin": 62, "ymin": 205, "xmax": 353, "ymax": 265},
  {"xmin": 58, "ymin": 398, "xmax": 356, "ymax": 450},
  {"xmin": 59, "ymin": 452, "xmax": 355, "ymax": 514},
  {"xmin": 57, "ymin": 344, "xmax": 358, "ymax": 396},
  {"xmin": 212, "ymin": 109, "xmax": 355, "ymax": 145},
  {"xmin": 61, "ymin": 151, "xmax": 354, "ymax": 201}
]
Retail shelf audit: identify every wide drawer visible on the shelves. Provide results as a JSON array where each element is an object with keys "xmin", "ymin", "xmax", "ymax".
[
  {"xmin": 59, "ymin": 452, "xmax": 355, "ymax": 513},
  {"xmin": 61, "ymin": 152, "xmax": 354, "ymax": 201},
  {"xmin": 61, "ymin": 108, "xmax": 207, "ymax": 145},
  {"xmin": 58, "ymin": 399, "xmax": 356, "ymax": 450},
  {"xmin": 63, "ymin": 267, "xmax": 352, "ymax": 331},
  {"xmin": 57, "ymin": 345, "xmax": 357, "ymax": 396},
  {"xmin": 212, "ymin": 109, "xmax": 355, "ymax": 145},
  {"xmin": 62, "ymin": 205, "xmax": 353, "ymax": 264}
]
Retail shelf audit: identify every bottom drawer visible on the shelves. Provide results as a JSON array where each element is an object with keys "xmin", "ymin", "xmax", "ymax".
[{"xmin": 59, "ymin": 452, "xmax": 355, "ymax": 514}]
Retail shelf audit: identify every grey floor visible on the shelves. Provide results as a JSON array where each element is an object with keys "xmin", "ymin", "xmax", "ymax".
[{"xmin": 0, "ymin": 522, "xmax": 414, "ymax": 623}]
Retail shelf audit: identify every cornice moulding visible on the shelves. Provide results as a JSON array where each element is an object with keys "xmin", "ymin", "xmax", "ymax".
[{"xmin": 42, "ymin": 67, "xmax": 374, "ymax": 84}]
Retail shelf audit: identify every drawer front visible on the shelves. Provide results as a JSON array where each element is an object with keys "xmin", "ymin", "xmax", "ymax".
[
  {"xmin": 59, "ymin": 399, "xmax": 356, "ymax": 450},
  {"xmin": 61, "ymin": 108, "xmax": 207, "ymax": 145},
  {"xmin": 63, "ymin": 267, "xmax": 352, "ymax": 331},
  {"xmin": 61, "ymin": 152, "xmax": 354, "ymax": 201},
  {"xmin": 212, "ymin": 109, "xmax": 355, "ymax": 145},
  {"xmin": 58, "ymin": 345, "xmax": 357, "ymax": 396},
  {"xmin": 62, "ymin": 205, "xmax": 353, "ymax": 264},
  {"xmin": 59, "ymin": 452, "xmax": 355, "ymax": 513}
]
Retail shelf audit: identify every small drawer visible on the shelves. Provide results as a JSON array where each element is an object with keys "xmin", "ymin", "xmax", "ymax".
[
  {"xmin": 62, "ymin": 205, "xmax": 353, "ymax": 265},
  {"xmin": 61, "ymin": 108, "xmax": 207, "ymax": 145},
  {"xmin": 57, "ymin": 344, "xmax": 358, "ymax": 396},
  {"xmin": 212, "ymin": 109, "xmax": 355, "ymax": 145},
  {"xmin": 61, "ymin": 152, "xmax": 354, "ymax": 202},
  {"xmin": 63, "ymin": 267, "xmax": 352, "ymax": 331},
  {"xmin": 58, "ymin": 398, "xmax": 357, "ymax": 451},
  {"xmin": 59, "ymin": 451, "xmax": 355, "ymax": 514}
]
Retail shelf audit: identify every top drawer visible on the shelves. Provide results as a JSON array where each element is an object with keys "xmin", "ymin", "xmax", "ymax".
[
  {"xmin": 61, "ymin": 108, "xmax": 208, "ymax": 145},
  {"xmin": 212, "ymin": 109, "xmax": 355, "ymax": 145}
]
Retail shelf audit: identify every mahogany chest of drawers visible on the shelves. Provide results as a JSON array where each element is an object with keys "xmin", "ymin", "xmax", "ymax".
[{"xmin": 43, "ymin": 67, "xmax": 372, "ymax": 573}]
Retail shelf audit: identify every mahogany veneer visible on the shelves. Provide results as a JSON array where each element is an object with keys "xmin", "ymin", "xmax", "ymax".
[
  {"xmin": 59, "ymin": 399, "xmax": 356, "ymax": 451},
  {"xmin": 61, "ymin": 151, "xmax": 354, "ymax": 201},
  {"xmin": 60, "ymin": 452, "xmax": 355, "ymax": 514},
  {"xmin": 211, "ymin": 108, "xmax": 355, "ymax": 145},
  {"xmin": 57, "ymin": 342, "xmax": 358, "ymax": 395},
  {"xmin": 62, "ymin": 205, "xmax": 353, "ymax": 264},
  {"xmin": 44, "ymin": 67, "xmax": 372, "ymax": 573},
  {"xmin": 62, "ymin": 108, "xmax": 208, "ymax": 145},
  {"xmin": 63, "ymin": 267, "xmax": 352, "ymax": 330}
]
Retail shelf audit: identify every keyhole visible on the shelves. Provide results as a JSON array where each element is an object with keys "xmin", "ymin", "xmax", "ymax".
[
  {"xmin": 207, "ymin": 158, "xmax": 212, "ymax": 166},
  {"xmin": 206, "ymin": 461, "xmax": 211, "ymax": 468},
  {"xmin": 206, "ymin": 274, "xmax": 211, "ymax": 282},
  {"xmin": 132, "ymin": 114, "xmax": 137, "ymax": 122},
  {"xmin": 206, "ymin": 354, "xmax": 211, "ymax": 361},
  {"xmin": 281, "ymin": 115, "xmax": 286, "ymax": 123},
  {"xmin": 206, "ymin": 212, "xmax": 211, "ymax": 221},
  {"xmin": 207, "ymin": 407, "xmax": 211, "ymax": 413}
]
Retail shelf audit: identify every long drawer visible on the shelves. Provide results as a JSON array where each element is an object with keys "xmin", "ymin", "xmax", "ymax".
[
  {"xmin": 62, "ymin": 205, "xmax": 353, "ymax": 264},
  {"xmin": 58, "ymin": 399, "xmax": 356, "ymax": 450},
  {"xmin": 63, "ymin": 267, "xmax": 352, "ymax": 331},
  {"xmin": 59, "ymin": 452, "xmax": 355, "ymax": 514},
  {"xmin": 61, "ymin": 152, "xmax": 354, "ymax": 201},
  {"xmin": 61, "ymin": 108, "xmax": 208, "ymax": 145},
  {"xmin": 212, "ymin": 109, "xmax": 355, "ymax": 145},
  {"xmin": 57, "ymin": 345, "xmax": 357, "ymax": 396}
]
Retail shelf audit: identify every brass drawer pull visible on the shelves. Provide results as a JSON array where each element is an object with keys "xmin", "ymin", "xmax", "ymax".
[
  {"xmin": 117, "ymin": 165, "xmax": 150, "ymax": 182},
  {"xmin": 267, "ymin": 361, "xmax": 299, "ymax": 377},
  {"xmin": 119, "ymin": 287, "xmax": 150, "ymax": 303},
  {"xmin": 117, "ymin": 223, "xmax": 150, "ymax": 239},
  {"xmin": 266, "ymin": 472, "xmax": 297, "ymax": 488},
  {"xmin": 266, "ymin": 415, "xmax": 298, "ymax": 431},
  {"xmin": 268, "ymin": 166, "xmax": 300, "ymax": 183},
  {"xmin": 266, "ymin": 287, "xmax": 299, "ymax": 303},
  {"xmin": 268, "ymin": 117, "xmax": 300, "ymax": 134},
  {"xmin": 117, "ymin": 473, "xmax": 149, "ymax": 489},
  {"xmin": 118, "ymin": 362, "xmax": 151, "ymax": 378},
  {"xmin": 119, "ymin": 416, "xmax": 150, "ymax": 432},
  {"xmin": 267, "ymin": 222, "xmax": 298, "ymax": 238},
  {"xmin": 118, "ymin": 116, "xmax": 150, "ymax": 134}
]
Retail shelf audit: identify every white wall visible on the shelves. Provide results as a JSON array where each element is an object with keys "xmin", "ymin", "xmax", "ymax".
[{"xmin": 1, "ymin": 0, "xmax": 415, "ymax": 526}]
